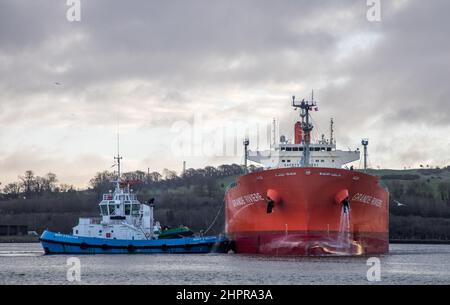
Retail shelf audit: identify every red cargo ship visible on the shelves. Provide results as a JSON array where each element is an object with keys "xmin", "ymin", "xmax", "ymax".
[{"xmin": 225, "ymin": 94, "xmax": 389, "ymax": 255}]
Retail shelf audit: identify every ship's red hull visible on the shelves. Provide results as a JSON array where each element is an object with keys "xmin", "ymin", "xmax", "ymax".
[{"xmin": 225, "ymin": 167, "xmax": 389, "ymax": 256}]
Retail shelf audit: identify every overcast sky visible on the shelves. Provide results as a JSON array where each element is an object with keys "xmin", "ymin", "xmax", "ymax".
[{"xmin": 1, "ymin": 0, "xmax": 449, "ymax": 187}]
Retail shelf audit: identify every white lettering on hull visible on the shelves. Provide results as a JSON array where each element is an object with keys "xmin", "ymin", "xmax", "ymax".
[
  {"xmin": 232, "ymin": 192, "xmax": 264, "ymax": 208},
  {"xmin": 351, "ymin": 193, "xmax": 383, "ymax": 207}
]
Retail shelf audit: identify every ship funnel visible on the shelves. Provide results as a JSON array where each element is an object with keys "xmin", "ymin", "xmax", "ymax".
[{"xmin": 294, "ymin": 121, "xmax": 302, "ymax": 144}]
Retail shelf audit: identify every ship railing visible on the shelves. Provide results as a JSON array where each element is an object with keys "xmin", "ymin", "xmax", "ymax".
[{"xmin": 103, "ymin": 194, "xmax": 114, "ymax": 200}]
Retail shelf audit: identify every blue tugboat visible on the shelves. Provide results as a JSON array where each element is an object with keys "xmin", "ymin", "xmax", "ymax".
[{"xmin": 40, "ymin": 155, "xmax": 229, "ymax": 254}]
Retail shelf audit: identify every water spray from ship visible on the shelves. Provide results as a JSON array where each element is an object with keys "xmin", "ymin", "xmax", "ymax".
[{"xmin": 338, "ymin": 203, "xmax": 351, "ymax": 253}]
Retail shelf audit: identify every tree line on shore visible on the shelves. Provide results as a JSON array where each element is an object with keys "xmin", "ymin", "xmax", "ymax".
[
  {"xmin": 0, "ymin": 164, "xmax": 263, "ymax": 200},
  {"xmin": 1, "ymin": 165, "xmax": 450, "ymax": 240},
  {"xmin": 0, "ymin": 164, "xmax": 261, "ymax": 234}
]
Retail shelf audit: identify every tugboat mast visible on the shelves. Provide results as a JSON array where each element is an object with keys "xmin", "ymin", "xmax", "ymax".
[
  {"xmin": 114, "ymin": 131, "xmax": 123, "ymax": 188},
  {"xmin": 114, "ymin": 154, "xmax": 122, "ymax": 182},
  {"xmin": 292, "ymin": 91, "xmax": 317, "ymax": 167}
]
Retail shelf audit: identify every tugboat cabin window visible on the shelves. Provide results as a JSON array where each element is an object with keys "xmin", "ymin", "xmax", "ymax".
[
  {"xmin": 100, "ymin": 204, "xmax": 108, "ymax": 215},
  {"xmin": 125, "ymin": 204, "xmax": 131, "ymax": 215},
  {"xmin": 131, "ymin": 204, "xmax": 140, "ymax": 215},
  {"xmin": 108, "ymin": 204, "xmax": 116, "ymax": 215}
]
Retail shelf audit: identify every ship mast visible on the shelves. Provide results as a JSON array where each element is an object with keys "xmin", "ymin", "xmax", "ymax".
[
  {"xmin": 292, "ymin": 91, "xmax": 317, "ymax": 167},
  {"xmin": 114, "ymin": 130, "xmax": 123, "ymax": 189},
  {"xmin": 330, "ymin": 118, "xmax": 334, "ymax": 146}
]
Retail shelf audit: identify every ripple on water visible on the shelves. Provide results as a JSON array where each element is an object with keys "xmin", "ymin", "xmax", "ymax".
[{"xmin": 0, "ymin": 243, "xmax": 449, "ymax": 284}]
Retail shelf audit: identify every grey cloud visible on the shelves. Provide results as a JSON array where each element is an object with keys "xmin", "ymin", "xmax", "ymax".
[{"xmin": 1, "ymin": 0, "xmax": 450, "ymax": 185}]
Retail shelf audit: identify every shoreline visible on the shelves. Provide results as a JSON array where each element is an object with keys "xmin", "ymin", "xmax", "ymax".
[
  {"xmin": 1, "ymin": 236, "xmax": 450, "ymax": 245},
  {"xmin": 0, "ymin": 236, "xmax": 40, "ymax": 243}
]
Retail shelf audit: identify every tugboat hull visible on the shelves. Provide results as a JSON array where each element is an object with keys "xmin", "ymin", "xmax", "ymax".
[{"xmin": 40, "ymin": 230, "xmax": 229, "ymax": 254}]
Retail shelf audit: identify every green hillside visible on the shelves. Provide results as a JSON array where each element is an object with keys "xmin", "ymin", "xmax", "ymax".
[{"xmin": 1, "ymin": 166, "xmax": 450, "ymax": 241}]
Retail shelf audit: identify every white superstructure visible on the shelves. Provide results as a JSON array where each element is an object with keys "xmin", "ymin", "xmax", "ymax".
[
  {"xmin": 246, "ymin": 93, "xmax": 360, "ymax": 169},
  {"xmin": 73, "ymin": 156, "xmax": 161, "ymax": 240},
  {"xmin": 248, "ymin": 142, "xmax": 360, "ymax": 169}
]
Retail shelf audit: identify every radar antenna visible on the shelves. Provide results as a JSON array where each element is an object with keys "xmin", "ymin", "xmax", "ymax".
[{"xmin": 292, "ymin": 90, "xmax": 317, "ymax": 167}]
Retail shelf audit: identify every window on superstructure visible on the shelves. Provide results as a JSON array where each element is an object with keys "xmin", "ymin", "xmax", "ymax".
[
  {"xmin": 282, "ymin": 160, "xmax": 285, "ymax": 162},
  {"xmin": 108, "ymin": 204, "xmax": 116, "ymax": 215},
  {"xmin": 293, "ymin": 147, "xmax": 299, "ymax": 151},
  {"xmin": 281, "ymin": 147, "xmax": 286, "ymax": 151},
  {"xmin": 299, "ymin": 147, "xmax": 303, "ymax": 151},
  {"xmin": 286, "ymin": 147, "xmax": 292, "ymax": 151},
  {"xmin": 125, "ymin": 204, "xmax": 131, "ymax": 215},
  {"xmin": 327, "ymin": 148, "xmax": 332, "ymax": 151},
  {"xmin": 315, "ymin": 147, "xmax": 320, "ymax": 151},
  {"xmin": 132, "ymin": 204, "xmax": 140, "ymax": 216},
  {"xmin": 100, "ymin": 205, "xmax": 108, "ymax": 215}
]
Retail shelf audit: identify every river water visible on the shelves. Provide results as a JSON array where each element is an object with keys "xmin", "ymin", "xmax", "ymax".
[{"xmin": 0, "ymin": 243, "xmax": 449, "ymax": 284}]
